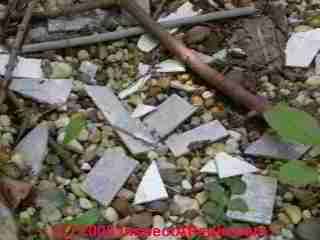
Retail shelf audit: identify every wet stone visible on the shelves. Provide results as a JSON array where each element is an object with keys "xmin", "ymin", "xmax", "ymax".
[
  {"xmin": 295, "ymin": 218, "xmax": 320, "ymax": 240},
  {"xmin": 81, "ymin": 148, "xmax": 138, "ymax": 206},
  {"xmin": 227, "ymin": 174, "xmax": 277, "ymax": 224}
]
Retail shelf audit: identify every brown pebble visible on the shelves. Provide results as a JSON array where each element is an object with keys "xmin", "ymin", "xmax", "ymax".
[
  {"xmin": 269, "ymin": 221, "xmax": 284, "ymax": 235},
  {"xmin": 129, "ymin": 212, "xmax": 153, "ymax": 228},
  {"xmin": 112, "ymin": 197, "xmax": 131, "ymax": 217},
  {"xmin": 191, "ymin": 95, "xmax": 204, "ymax": 106},
  {"xmin": 204, "ymin": 98, "xmax": 215, "ymax": 108},
  {"xmin": 148, "ymin": 86, "xmax": 162, "ymax": 97},
  {"xmin": 158, "ymin": 77, "xmax": 171, "ymax": 89}
]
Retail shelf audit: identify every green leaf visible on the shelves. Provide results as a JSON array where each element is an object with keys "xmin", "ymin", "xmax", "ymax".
[
  {"xmin": 63, "ymin": 113, "xmax": 87, "ymax": 144},
  {"xmin": 191, "ymin": 236, "xmax": 204, "ymax": 240},
  {"xmin": 228, "ymin": 198, "xmax": 249, "ymax": 213},
  {"xmin": 206, "ymin": 182, "xmax": 229, "ymax": 206},
  {"xmin": 223, "ymin": 177, "xmax": 247, "ymax": 195},
  {"xmin": 202, "ymin": 201, "xmax": 225, "ymax": 224},
  {"xmin": 278, "ymin": 160, "xmax": 318, "ymax": 187},
  {"xmin": 307, "ymin": 15, "xmax": 320, "ymax": 27},
  {"xmin": 65, "ymin": 209, "xmax": 99, "ymax": 225},
  {"xmin": 263, "ymin": 103, "xmax": 320, "ymax": 145}
]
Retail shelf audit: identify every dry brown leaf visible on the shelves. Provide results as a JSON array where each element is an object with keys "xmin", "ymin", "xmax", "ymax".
[{"xmin": 0, "ymin": 176, "xmax": 32, "ymax": 209}]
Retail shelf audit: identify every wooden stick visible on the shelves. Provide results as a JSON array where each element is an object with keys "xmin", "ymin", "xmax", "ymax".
[
  {"xmin": 22, "ymin": 7, "xmax": 256, "ymax": 53},
  {"xmin": 0, "ymin": 0, "xmax": 36, "ymax": 105},
  {"xmin": 119, "ymin": 0, "xmax": 270, "ymax": 113}
]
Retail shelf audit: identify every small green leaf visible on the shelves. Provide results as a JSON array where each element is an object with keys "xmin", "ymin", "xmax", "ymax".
[
  {"xmin": 191, "ymin": 236, "xmax": 204, "ymax": 240},
  {"xmin": 228, "ymin": 198, "xmax": 249, "ymax": 213},
  {"xmin": 307, "ymin": 15, "xmax": 320, "ymax": 27},
  {"xmin": 263, "ymin": 103, "xmax": 320, "ymax": 145},
  {"xmin": 202, "ymin": 201, "xmax": 225, "ymax": 224},
  {"xmin": 63, "ymin": 113, "xmax": 87, "ymax": 144},
  {"xmin": 223, "ymin": 177, "xmax": 247, "ymax": 195},
  {"xmin": 207, "ymin": 182, "xmax": 229, "ymax": 206},
  {"xmin": 278, "ymin": 160, "xmax": 318, "ymax": 187},
  {"xmin": 65, "ymin": 209, "xmax": 99, "ymax": 225}
]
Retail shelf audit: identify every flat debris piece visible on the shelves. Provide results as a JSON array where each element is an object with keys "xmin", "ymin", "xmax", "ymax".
[
  {"xmin": 9, "ymin": 78, "xmax": 72, "ymax": 105},
  {"xmin": 48, "ymin": 10, "xmax": 107, "ymax": 33},
  {"xmin": 134, "ymin": 161, "xmax": 168, "ymax": 205},
  {"xmin": 156, "ymin": 59, "xmax": 186, "ymax": 73},
  {"xmin": 227, "ymin": 174, "xmax": 277, "ymax": 224},
  {"xmin": 165, "ymin": 120, "xmax": 228, "ymax": 157},
  {"xmin": 0, "ymin": 54, "xmax": 43, "ymax": 79},
  {"xmin": 82, "ymin": 148, "xmax": 138, "ymax": 206},
  {"xmin": 85, "ymin": 85, "xmax": 155, "ymax": 155},
  {"xmin": 215, "ymin": 152, "xmax": 259, "ymax": 178},
  {"xmin": 285, "ymin": 29, "xmax": 320, "ymax": 67},
  {"xmin": 79, "ymin": 61, "xmax": 98, "ymax": 80},
  {"xmin": 137, "ymin": 1, "xmax": 201, "ymax": 52},
  {"xmin": 13, "ymin": 122, "xmax": 49, "ymax": 176},
  {"xmin": 144, "ymin": 94, "xmax": 197, "ymax": 138},
  {"xmin": 119, "ymin": 63, "xmax": 151, "ymax": 99},
  {"xmin": 200, "ymin": 160, "xmax": 217, "ymax": 174},
  {"xmin": 245, "ymin": 134, "xmax": 310, "ymax": 160},
  {"xmin": 131, "ymin": 104, "xmax": 157, "ymax": 119}
]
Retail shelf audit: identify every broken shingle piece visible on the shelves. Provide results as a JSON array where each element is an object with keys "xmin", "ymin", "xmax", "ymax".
[
  {"xmin": 245, "ymin": 134, "xmax": 310, "ymax": 160},
  {"xmin": 215, "ymin": 152, "xmax": 259, "ymax": 178},
  {"xmin": 156, "ymin": 59, "xmax": 186, "ymax": 73},
  {"xmin": 79, "ymin": 61, "xmax": 98, "ymax": 80},
  {"xmin": 82, "ymin": 148, "xmax": 138, "ymax": 206},
  {"xmin": 137, "ymin": 1, "xmax": 201, "ymax": 53},
  {"xmin": 143, "ymin": 94, "xmax": 198, "ymax": 138},
  {"xmin": 48, "ymin": 10, "xmax": 107, "ymax": 33},
  {"xmin": 131, "ymin": 104, "xmax": 157, "ymax": 119},
  {"xmin": 165, "ymin": 120, "xmax": 228, "ymax": 157},
  {"xmin": 200, "ymin": 160, "xmax": 217, "ymax": 174},
  {"xmin": 227, "ymin": 174, "xmax": 277, "ymax": 224},
  {"xmin": 9, "ymin": 78, "xmax": 72, "ymax": 105},
  {"xmin": 13, "ymin": 122, "xmax": 49, "ymax": 176},
  {"xmin": 118, "ymin": 63, "xmax": 151, "ymax": 99},
  {"xmin": 85, "ymin": 85, "xmax": 155, "ymax": 155},
  {"xmin": 134, "ymin": 161, "xmax": 168, "ymax": 205},
  {"xmin": 0, "ymin": 54, "xmax": 43, "ymax": 79}
]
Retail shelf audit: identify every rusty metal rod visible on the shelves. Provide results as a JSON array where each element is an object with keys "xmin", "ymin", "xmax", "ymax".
[{"xmin": 119, "ymin": 0, "xmax": 270, "ymax": 113}]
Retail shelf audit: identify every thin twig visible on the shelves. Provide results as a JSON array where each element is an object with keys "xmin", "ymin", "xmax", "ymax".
[
  {"xmin": 0, "ymin": 0, "xmax": 36, "ymax": 105},
  {"xmin": 152, "ymin": 0, "xmax": 168, "ymax": 20},
  {"xmin": 0, "ymin": 0, "xmax": 20, "ymax": 43},
  {"xmin": 1, "ymin": 0, "xmax": 117, "ymax": 20},
  {"xmin": 21, "ymin": 7, "xmax": 257, "ymax": 53},
  {"xmin": 119, "ymin": 0, "xmax": 270, "ymax": 113}
]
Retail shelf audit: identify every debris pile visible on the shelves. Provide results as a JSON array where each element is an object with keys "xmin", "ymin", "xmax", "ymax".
[{"xmin": 0, "ymin": 0, "xmax": 319, "ymax": 240}]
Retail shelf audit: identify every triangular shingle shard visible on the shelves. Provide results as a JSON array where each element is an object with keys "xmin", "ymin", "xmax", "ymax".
[{"xmin": 134, "ymin": 161, "xmax": 168, "ymax": 205}]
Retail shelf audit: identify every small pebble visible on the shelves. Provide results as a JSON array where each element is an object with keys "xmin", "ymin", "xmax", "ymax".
[
  {"xmin": 102, "ymin": 207, "xmax": 119, "ymax": 223},
  {"xmin": 0, "ymin": 115, "xmax": 11, "ymax": 127},
  {"xmin": 191, "ymin": 95, "xmax": 204, "ymax": 106},
  {"xmin": 79, "ymin": 198, "xmax": 93, "ymax": 209},
  {"xmin": 77, "ymin": 49, "xmax": 90, "ymax": 61},
  {"xmin": 181, "ymin": 179, "xmax": 192, "ymax": 190},
  {"xmin": 285, "ymin": 205, "xmax": 302, "ymax": 224}
]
